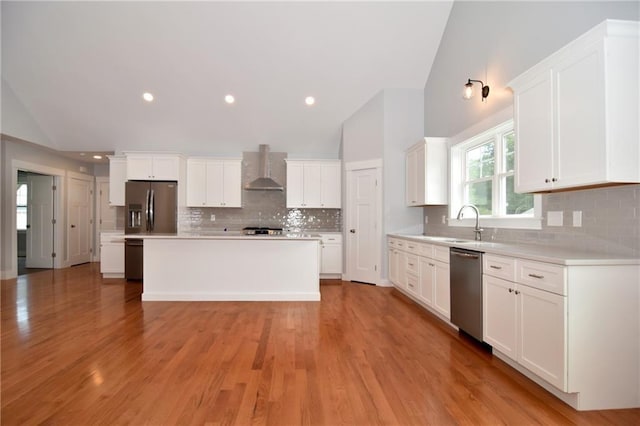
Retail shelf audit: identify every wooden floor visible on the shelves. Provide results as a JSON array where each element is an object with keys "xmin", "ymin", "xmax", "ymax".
[{"xmin": 2, "ymin": 264, "xmax": 639, "ymax": 425}]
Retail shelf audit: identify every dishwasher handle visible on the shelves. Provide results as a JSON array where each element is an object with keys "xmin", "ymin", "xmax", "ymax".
[{"xmin": 451, "ymin": 251, "xmax": 480, "ymax": 259}]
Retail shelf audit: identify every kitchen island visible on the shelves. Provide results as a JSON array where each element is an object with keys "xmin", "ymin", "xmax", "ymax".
[{"xmin": 128, "ymin": 233, "xmax": 321, "ymax": 301}]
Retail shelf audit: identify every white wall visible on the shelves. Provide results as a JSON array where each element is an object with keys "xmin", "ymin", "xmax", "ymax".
[
  {"xmin": 424, "ymin": 1, "xmax": 639, "ymax": 136},
  {"xmin": 342, "ymin": 88, "xmax": 425, "ymax": 282}
]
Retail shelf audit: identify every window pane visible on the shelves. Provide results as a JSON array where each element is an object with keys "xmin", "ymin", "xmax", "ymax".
[
  {"xmin": 466, "ymin": 142, "xmax": 495, "ymax": 180},
  {"xmin": 467, "ymin": 181, "xmax": 492, "ymax": 215},
  {"xmin": 16, "ymin": 206, "xmax": 27, "ymax": 230},
  {"xmin": 505, "ymin": 175, "xmax": 534, "ymax": 215},
  {"xmin": 16, "ymin": 184, "xmax": 28, "ymax": 206},
  {"xmin": 504, "ymin": 132, "xmax": 515, "ymax": 172}
]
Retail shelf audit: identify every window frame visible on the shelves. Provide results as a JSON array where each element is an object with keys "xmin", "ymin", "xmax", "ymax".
[
  {"xmin": 16, "ymin": 183, "xmax": 28, "ymax": 231},
  {"xmin": 450, "ymin": 120, "xmax": 542, "ymax": 230}
]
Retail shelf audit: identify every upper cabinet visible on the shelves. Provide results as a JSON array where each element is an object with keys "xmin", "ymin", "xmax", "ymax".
[
  {"xmin": 406, "ymin": 137, "xmax": 448, "ymax": 206},
  {"xmin": 186, "ymin": 158, "xmax": 242, "ymax": 207},
  {"xmin": 107, "ymin": 155, "xmax": 127, "ymax": 206},
  {"xmin": 286, "ymin": 160, "xmax": 341, "ymax": 208},
  {"xmin": 126, "ymin": 153, "xmax": 181, "ymax": 181},
  {"xmin": 509, "ymin": 20, "xmax": 639, "ymax": 193}
]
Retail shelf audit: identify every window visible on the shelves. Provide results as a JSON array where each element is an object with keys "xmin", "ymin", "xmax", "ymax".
[
  {"xmin": 16, "ymin": 183, "xmax": 28, "ymax": 230},
  {"xmin": 451, "ymin": 120, "xmax": 541, "ymax": 230}
]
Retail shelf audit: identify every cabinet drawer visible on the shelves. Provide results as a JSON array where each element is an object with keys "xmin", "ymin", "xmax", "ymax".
[
  {"xmin": 406, "ymin": 272, "xmax": 419, "ymax": 295},
  {"xmin": 320, "ymin": 233, "xmax": 342, "ymax": 244},
  {"xmin": 517, "ymin": 260, "xmax": 567, "ymax": 296},
  {"xmin": 395, "ymin": 240, "xmax": 405, "ymax": 250},
  {"xmin": 419, "ymin": 243, "xmax": 433, "ymax": 258},
  {"xmin": 433, "ymin": 245, "xmax": 449, "ymax": 263},
  {"xmin": 405, "ymin": 241, "xmax": 420, "ymax": 255},
  {"xmin": 484, "ymin": 254, "xmax": 516, "ymax": 281},
  {"xmin": 406, "ymin": 254, "xmax": 419, "ymax": 275}
]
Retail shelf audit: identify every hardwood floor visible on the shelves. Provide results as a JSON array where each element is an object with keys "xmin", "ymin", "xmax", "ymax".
[{"xmin": 2, "ymin": 264, "xmax": 639, "ymax": 425}]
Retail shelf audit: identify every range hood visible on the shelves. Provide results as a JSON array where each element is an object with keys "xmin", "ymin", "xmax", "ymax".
[{"xmin": 245, "ymin": 144, "xmax": 284, "ymax": 191}]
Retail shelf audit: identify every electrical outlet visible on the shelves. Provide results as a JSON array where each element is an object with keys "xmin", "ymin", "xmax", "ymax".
[
  {"xmin": 210, "ymin": 214, "xmax": 216, "ymax": 222},
  {"xmin": 441, "ymin": 215, "xmax": 446, "ymax": 224},
  {"xmin": 573, "ymin": 211, "xmax": 582, "ymax": 227},
  {"xmin": 424, "ymin": 216, "xmax": 429, "ymax": 224},
  {"xmin": 547, "ymin": 211, "xmax": 563, "ymax": 227}
]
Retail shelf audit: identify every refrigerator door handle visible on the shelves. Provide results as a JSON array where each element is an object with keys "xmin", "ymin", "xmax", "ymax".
[
  {"xmin": 145, "ymin": 189, "xmax": 151, "ymax": 232},
  {"xmin": 150, "ymin": 189, "xmax": 155, "ymax": 231}
]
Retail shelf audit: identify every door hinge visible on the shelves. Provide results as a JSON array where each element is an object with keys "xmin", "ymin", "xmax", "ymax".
[
  {"xmin": 90, "ymin": 248, "xmax": 93, "ymax": 253},
  {"xmin": 90, "ymin": 219, "xmax": 93, "ymax": 224},
  {"xmin": 90, "ymin": 190, "xmax": 93, "ymax": 195},
  {"xmin": 51, "ymin": 219, "xmax": 56, "ymax": 224},
  {"xmin": 374, "ymin": 265, "xmax": 377, "ymax": 271},
  {"xmin": 99, "ymin": 219, "xmax": 102, "ymax": 225},
  {"xmin": 51, "ymin": 252, "xmax": 56, "ymax": 258},
  {"xmin": 100, "ymin": 190, "xmax": 102, "ymax": 196},
  {"xmin": 52, "ymin": 185, "xmax": 57, "ymax": 191}
]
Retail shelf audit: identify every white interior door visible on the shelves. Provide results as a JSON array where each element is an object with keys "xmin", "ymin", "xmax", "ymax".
[
  {"xmin": 68, "ymin": 175, "xmax": 92, "ymax": 266},
  {"xmin": 26, "ymin": 174, "xmax": 54, "ymax": 268},
  {"xmin": 346, "ymin": 165, "xmax": 381, "ymax": 284},
  {"xmin": 95, "ymin": 178, "xmax": 117, "ymax": 259}
]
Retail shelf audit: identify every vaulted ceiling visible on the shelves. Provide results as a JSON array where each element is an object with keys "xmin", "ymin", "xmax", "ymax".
[{"xmin": 2, "ymin": 1, "xmax": 452, "ymax": 157}]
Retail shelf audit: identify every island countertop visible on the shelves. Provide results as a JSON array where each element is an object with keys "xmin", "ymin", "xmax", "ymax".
[{"xmin": 124, "ymin": 232, "xmax": 322, "ymax": 241}]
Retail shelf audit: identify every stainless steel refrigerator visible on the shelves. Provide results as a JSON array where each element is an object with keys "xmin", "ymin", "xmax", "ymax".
[{"xmin": 125, "ymin": 181, "xmax": 177, "ymax": 280}]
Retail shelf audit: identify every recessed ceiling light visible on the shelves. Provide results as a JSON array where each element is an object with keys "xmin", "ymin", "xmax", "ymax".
[
  {"xmin": 225, "ymin": 94, "xmax": 235, "ymax": 104},
  {"xmin": 142, "ymin": 92, "xmax": 154, "ymax": 102},
  {"xmin": 93, "ymin": 155, "xmax": 103, "ymax": 160},
  {"xmin": 305, "ymin": 96, "xmax": 315, "ymax": 106}
]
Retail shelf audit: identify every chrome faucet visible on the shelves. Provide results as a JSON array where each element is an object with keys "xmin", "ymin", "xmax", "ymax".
[{"xmin": 456, "ymin": 204, "xmax": 484, "ymax": 241}]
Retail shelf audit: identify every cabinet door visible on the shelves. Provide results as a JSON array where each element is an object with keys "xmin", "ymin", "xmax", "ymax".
[
  {"xmin": 554, "ymin": 43, "xmax": 606, "ymax": 189},
  {"xmin": 433, "ymin": 260, "xmax": 450, "ymax": 319},
  {"xmin": 152, "ymin": 156, "xmax": 180, "ymax": 180},
  {"xmin": 518, "ymin": 284, "xmax": 567, "ymax": 391},
  {"xmin": 483, "ymin": 275, "xmax": 517, "ymax": 360},
  {"xmin": 186, "ymin": 160, "xmax": 207, "ymax": 207},
  {"xmin": 514, "ymin": 71, "xmax": 554, "ymax": 193},
  {"xmin": 406, "ymin": 272, "xmax": 419, "ymax": 296},
  {"xmin": 320, "ymin": 243, "xmax": 342, "ymax": 274},
  {"xmin": 418, "ymin": 257, "xmax": 434, "ymax": 307},
  {"xmin": 320, "ymin": 162, "xmax": 341, "ymax": 208},
  {"xmin": 127, "ymin": 156, "xmax": 153, "ymax": 180},
  {"xmin": 406, "ymin": 148, "xmax": 418, "ymax": 206},
  {"xmin": 388, "ymin": 248, "xmax": 398, "ymax": 285},
  {"xmin": 302, "ymin": 163, "xmax": 322, "ymax": 207},
  {"xmin": 205, "ymin": 161, "xmax": 225, "ymax": 206},
  {"xmin": 414, "ymin": 144, "xmax": 426, "ymax": 205},
  {"xmin": 108, "ymin": 157, "xmax": 126, "ymax": 206},
  {"xmin": 397, "ymin": 251, "xmax": 408, "ymax": 290},
  {"xmin": 286, "ymin": 162, "xmax": 305, "ymax": 208},
  {"xmin": 222, "ymin": 161, "xmax": 242, "ymax": 207},
  {"xmin": 100, "ymin": 242, "xmax": 124, "ymax": 274}
]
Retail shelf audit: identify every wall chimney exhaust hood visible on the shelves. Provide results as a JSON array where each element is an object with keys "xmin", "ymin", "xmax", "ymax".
[{"xmin": 245, "ymin": 144, "xmax": 284, "ymax": 191}]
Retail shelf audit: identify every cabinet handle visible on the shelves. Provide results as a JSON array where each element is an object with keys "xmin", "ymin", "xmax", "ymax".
[
  {"xmin": 429, "ymin": 263, "xmax": 435, "ymax": 267},
  {"xmin": 508, "ymin": 288, "xmax": 514, "ymax": 293},
  {"xmin": 552, "ymin": 178, "xmax": 557, "ymax": 182},
  {"xmin": 545, "ymin": 178, "xmax": 550, "ymax": 183},
  {"xmin": 490, "ymin": 265, "xmax": 502, "ymax": 270},
  {"xmin": 408, "ymin": 263, "xmax": 414, "ymax": 267},
  {"xmin": 515, "ymin": 290, "xmax": 521, "ymax": 295},
  {"xmin": 528, "ymin": 273, "xmax": 544, "ymax": 279}
]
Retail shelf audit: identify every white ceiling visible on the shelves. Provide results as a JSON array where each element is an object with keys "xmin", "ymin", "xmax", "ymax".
[{"xmin": 2, "ymin": 1, "xmax": 453, "ymax": 157}]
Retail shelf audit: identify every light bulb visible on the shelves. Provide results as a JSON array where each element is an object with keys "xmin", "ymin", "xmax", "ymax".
[
  {"xmin": 305, "ymin": 96, "xmax": 315, "ymax": 106},
  {"xmin": 142, "ymin": 92, "xmax": 154, "ymax": 102},
  {"xmin": 463, "ymin": 83, "xmax": 474, "ymax": 100},
  {"xmin": 225, "ymin": 94, "xmax": 235, "ymax": 104}
]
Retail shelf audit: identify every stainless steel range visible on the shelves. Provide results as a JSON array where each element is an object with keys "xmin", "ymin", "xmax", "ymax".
[{"xmin": 242, "ymin": 227, "xmax": 283, "ymax": 235}]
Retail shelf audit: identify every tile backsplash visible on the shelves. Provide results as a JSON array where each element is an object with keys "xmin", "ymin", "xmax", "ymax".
[
  {"xmin": 179, "ymin": 150, "xmax": 342, "ymax": 233},
  {"xmin": 423, "ymin": 184, "xmax": 640, "ymax": 256}
]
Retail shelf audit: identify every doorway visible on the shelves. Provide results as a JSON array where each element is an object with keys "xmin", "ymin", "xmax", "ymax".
[
  {"xmin": 345, "ymin": 160, "xmax": 382, "ymax": 285},
  {"xmin": 16, "ymin": 171, "xmax": 55, "ymax": 276}
]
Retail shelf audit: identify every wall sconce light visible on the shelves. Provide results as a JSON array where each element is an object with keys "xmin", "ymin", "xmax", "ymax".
[{"xmin": 463, "ymin": 79, "xmax": 490, "ymax": 102}]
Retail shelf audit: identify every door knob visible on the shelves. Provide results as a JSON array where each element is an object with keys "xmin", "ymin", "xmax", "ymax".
[
  {"xmin": 71, "ymin": 224, "xmax": 76, "ymax": 228},
  {"xmin": 349, "ymin": 229, "xmax": 356, "ymax": 233}
]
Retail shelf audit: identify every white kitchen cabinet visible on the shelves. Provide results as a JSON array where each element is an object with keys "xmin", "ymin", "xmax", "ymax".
[
  {"xmin": 100, "ymin": 232, "xmax": 124, "ymax": 278},
  {"xmin": 186, "ymin": 158, "xmax": 242, "ymax": 207},
  {"xmin": 389, "ymin": 236, "xmax": 451, "ymax": 321},
  {"xmin": 107, "ymin": 156, "xmax": 126, "ymax": 206},
  {"xmin": 509, "ymin": 20, "xmax": 639, "ymax": 193},
  {"xmin": 286, "ymin": 160, "xmax": 341, "ymax": 208},
  {"xmin": 319, "ymin": 233, "xmax": 342, "ymax": 277},
  {"xmin": 405, "ymin": 137, "xmax": 447, "ymax": 206},
  {"xmin": 126, "ymin": 154, "xmax": 181, "ymax": 181},
  {"xmin": 483, "ymin": 254, "xmax": 567, "ymax": 391}
]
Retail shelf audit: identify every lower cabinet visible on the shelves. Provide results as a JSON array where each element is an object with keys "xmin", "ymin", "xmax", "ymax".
[
  {"xmin": 319, "ymin": 233, "xmax": 342, "ymax": 278},
  {"xmin": 388, "ymin": 237, "xmax": 451, "ymax": 322},
  {"xmin": 483, "ymin": 274, "xmax": 566, "ymax": 390},
  {"xmin": 100, "ymin": 233, "xmax": 124, "ymax": 278}
]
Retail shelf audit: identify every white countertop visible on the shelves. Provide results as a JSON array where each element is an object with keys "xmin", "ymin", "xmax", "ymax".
[
  {"xmin": 124, "ymin": 232, "xmax": 322, "ymax": 241},
  {"xmin": 388, "ymin": 233, "xmax": 640, "ymax": 266}
]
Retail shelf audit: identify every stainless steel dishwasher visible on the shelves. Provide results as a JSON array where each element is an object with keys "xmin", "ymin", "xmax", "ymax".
[{"xmin": 450, "ymin": 247, "xmax": 483, "ymax": 341}]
